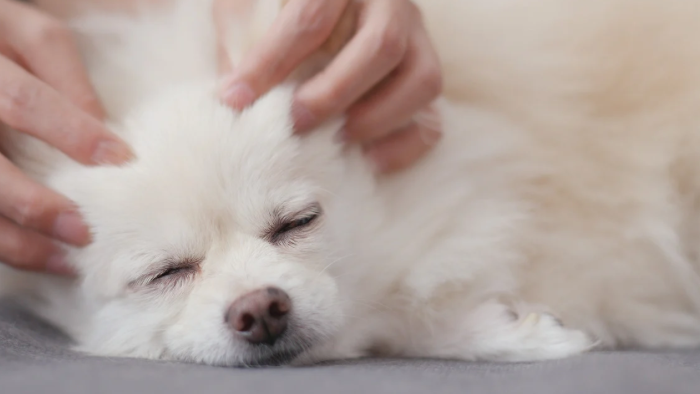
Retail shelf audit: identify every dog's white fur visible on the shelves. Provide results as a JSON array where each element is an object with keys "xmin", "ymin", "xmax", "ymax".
[{"xmin": 3, "ymin": 0, "xmax": 700, "ymax": 366}]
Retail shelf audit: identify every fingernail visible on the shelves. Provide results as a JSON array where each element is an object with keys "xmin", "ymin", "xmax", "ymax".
[
  {"xmin": 53, "ymin": 211, "xmax": 91, "ymax": 246},
  {"xmin": 46, "ymin": 252, "xmax": 76, "ymax": 276},
  {"xmin": 92, "ymin": 139, "xmax": 134, "ymax": 166},
  {"xmin": 222, "ymin": 81, "xmax": 256, "ymax": 109},
  {"xmin": 292, "ymin": 101, "xmax": 316, "ymax": 133}
]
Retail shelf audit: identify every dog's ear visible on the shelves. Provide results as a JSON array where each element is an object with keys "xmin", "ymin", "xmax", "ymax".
[{"xmin": 217, "ymin": 0, "xmax": 358, "ymax": 80}]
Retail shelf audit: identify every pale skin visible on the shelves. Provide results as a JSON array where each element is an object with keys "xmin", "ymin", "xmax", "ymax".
[
  {"xmin": 2, "ymin": 0, "xmax": 443, "ymax": 275},
  {"xmin": 0, "ymin": 0, "xmax": 133, "ymax": 275},
  {"xmin": 215, "ymin": 0, "xmax": 443, "ymax": 172}
]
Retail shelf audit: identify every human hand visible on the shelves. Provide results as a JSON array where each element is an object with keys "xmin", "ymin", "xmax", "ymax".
[
  {"xmin": 0, "ymin": 0, "xmax": 132, "ymax": 275},
  {"xmin": 216, "ymin": 0, "xmax": 443, "ymax": 173}
]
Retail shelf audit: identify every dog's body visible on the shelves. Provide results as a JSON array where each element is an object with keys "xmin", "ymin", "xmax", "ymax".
[{"xmin": 2, "ymin": 0, "xmax": 700, "ymax": 366}]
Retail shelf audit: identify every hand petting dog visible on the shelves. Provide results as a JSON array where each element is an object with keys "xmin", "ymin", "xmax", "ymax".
[
  {"xmin": 216, "ymin": 0, "xmax": 443, "ymax": 174},
  {"xmin": 0, "ymin": 0, "xmax": 132, "ymax": 275}
]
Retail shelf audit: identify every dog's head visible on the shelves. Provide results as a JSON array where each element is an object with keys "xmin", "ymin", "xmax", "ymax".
[{"xmin": 50, "ymin": 83, "xmax": 352, "ymax": 366}]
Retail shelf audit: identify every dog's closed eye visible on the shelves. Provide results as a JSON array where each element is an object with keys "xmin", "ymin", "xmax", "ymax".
[
  {"xmin": 274, "ymin": 214, "xmax": 318, "ymax": 236},
  {"xmin": 129, "ymin": 257, "xmax": 203, "ymax": 291},
  {"xmin": 267, "ymin": 203, "xmax": 322, "ymax": 245},
  {"xmin": 151, "ymin": 264, "xmax": 197, "ymax": 283}
]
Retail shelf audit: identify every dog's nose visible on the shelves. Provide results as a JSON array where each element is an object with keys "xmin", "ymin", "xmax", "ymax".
[{"xmin": 226, "ymin": 287, "xmax": 291, "ymax": 346}]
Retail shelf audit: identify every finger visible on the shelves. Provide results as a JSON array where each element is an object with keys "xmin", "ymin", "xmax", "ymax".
[
  {"xmin": 0, "ymin": 154, "xmax": 90, "ymax": 246},
  {"xmin": 0, "ymin": 215, "xmax": 74, "ymax": 276},
  {"xmin": 0, "ymin": 40, "xmax": 22, "ymax": 66},
  {"xmin": 344, "ymin": 28, "xmax": 442, "ymax": 143},
  {"xmin": 0, "ymin": 0, "xmax": 104, "ymax": 119},
  {"xmin": 219, "ymin": 0, "xmax": 349, "ymax": 109},
  {"xmin": 15, "ymin": 19, "xmax": 106, "ymax": 119},
  {"xmin": 364, "ymin": 118, "xmax": 442, "ymax": 174},
  {"xmin": 292, "ymin": 0, "xmax": 411, "ymax": 132},
  {"xmin": 0, "ymin": 55, "xmax": 132, "ymax": 166}
]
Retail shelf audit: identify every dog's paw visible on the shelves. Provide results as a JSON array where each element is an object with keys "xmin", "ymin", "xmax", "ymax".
[
  {"xmin": 496, "ymin": 311, "xmax": 595, "ymax": 362},
  {"xmin": 443, "ymin": 301, "xmax": 597, "ymax": 363}
]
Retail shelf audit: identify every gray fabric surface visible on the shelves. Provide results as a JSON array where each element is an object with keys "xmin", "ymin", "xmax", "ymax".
[{"xmin": 1, "ymin": 300, "xmax": 699, "ymax": 394}]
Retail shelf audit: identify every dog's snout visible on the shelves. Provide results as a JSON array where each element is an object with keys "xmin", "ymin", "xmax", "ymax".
[{"xmin": 226, "ymin": 287, "xmax": 291, "ymax": 346}]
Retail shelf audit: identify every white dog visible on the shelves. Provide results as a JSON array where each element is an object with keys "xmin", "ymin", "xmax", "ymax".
[{"xmin": 3, "ymin": 0, "xmax": 700, "ymax": 367}]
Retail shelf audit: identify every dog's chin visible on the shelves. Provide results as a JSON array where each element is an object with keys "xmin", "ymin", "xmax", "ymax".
[
  {"xmin": 222, "ymin": 322, "xmax": 330, "ymax": 368},
  {"xmin": 242, "ymin": 347, "xmax": 307, "ymax": 368},
  {"xmin": 232, "ymin": 311, "xmax": 342, "ymax": 367},
  {"xmin": 236, "ymin": 336, "xmax": 318, "ymax": 368}
]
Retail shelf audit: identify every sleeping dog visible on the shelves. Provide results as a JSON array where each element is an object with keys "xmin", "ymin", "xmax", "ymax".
[{"xmin": 2, "ymin": 0, "xmax": 700, "ymax": 366}]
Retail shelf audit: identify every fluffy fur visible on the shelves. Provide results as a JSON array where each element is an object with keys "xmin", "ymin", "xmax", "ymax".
[{"xmin": 3, "ymin": 0, "xmax": 700, "ymax": 366}]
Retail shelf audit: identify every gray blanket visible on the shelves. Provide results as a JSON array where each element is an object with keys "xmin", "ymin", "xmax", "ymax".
[{"xmin": 1, "ymin": 300, "xmax": 698, "ymax": 394}]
